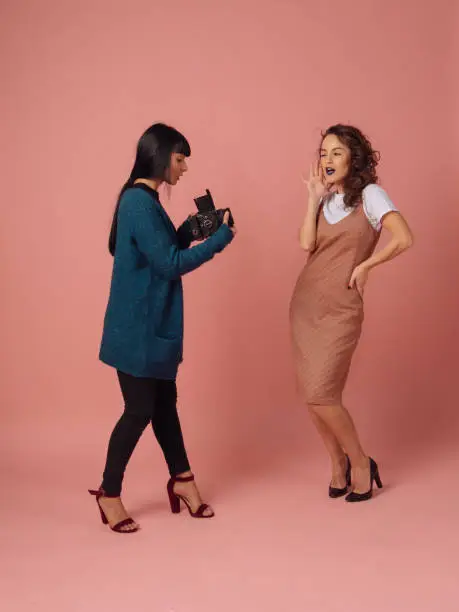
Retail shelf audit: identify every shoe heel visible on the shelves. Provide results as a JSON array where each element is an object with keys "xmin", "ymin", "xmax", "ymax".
[
  {"xmin": 166, "ymin": 480, "xmax": 181, "ymax": 514},
  {"xmin": 98, "ymin": 504, "xmax": 109, "ymax": 524},
  {"xmin": 369, "ymin": 458, "xmax": 383, "ymax": 489},
  {"xmin": 89, "ymin": 489, "xmax": 109, "ymax": 524},
  {"xmin": 169, "ymin": 492, "xmax": 181, "ymax": 514}
]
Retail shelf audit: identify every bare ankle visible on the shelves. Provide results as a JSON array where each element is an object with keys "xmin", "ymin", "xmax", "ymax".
[
  {"xmin": 352, "ymin": 455, "xmax": 369, "ymax": 469},
  {"xmin": 331, "ymin": 452, "xmax": 347, "ymax": 467}
]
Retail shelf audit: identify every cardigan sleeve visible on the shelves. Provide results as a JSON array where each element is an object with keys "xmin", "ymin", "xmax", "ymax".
[{"xmin": 120, "ymin": 195, "xmax": 234, "ymax": 280}]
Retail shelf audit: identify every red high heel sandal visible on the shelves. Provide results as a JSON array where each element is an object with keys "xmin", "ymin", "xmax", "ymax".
[
  {"xmin": 166, "ymin": 474, "xmax": 214, "ymax": 518},
  {"xmin": 88, "ymin": 488, "xmax": 139, "ymax": 533}
]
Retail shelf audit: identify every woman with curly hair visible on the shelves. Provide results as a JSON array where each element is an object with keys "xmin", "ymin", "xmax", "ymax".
[{"xmin": 289, "ymin": 124, "xmax": 413, "ymax": 502}]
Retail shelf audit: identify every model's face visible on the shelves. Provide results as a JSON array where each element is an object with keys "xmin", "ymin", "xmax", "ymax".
[
  {"xmin": 167, "ymin": 152, "xmax": 188, "ymax": 185},
  {"xmin": 320, "ymin": 134, "xmax": 351, "ymax": 190}
]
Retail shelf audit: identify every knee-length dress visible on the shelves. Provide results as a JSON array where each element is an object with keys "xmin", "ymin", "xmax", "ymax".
[{"xmin": 289, "ymin": 197, "xmax": 381, "ymax": 405}]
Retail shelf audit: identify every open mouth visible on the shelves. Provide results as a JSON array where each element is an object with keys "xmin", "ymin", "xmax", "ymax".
[{"xmin": 325, "ymin": 167, "xmax": 335, "ymax": 176}]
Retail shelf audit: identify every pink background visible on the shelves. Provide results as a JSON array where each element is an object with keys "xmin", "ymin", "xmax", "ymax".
[{"xmin": 2, "ymin": 1, "xmax": 459, "ymax": 611}]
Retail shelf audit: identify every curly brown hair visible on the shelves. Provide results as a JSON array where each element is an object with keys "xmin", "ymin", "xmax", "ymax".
[{"xmin": 320, "ymin": 124, "xmax": 380, "ymax": 209}]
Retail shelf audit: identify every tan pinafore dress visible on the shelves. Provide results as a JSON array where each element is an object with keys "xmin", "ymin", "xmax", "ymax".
[{"xmin": 289, "ymin": 199, "xmax": 380, "ymax": 405}]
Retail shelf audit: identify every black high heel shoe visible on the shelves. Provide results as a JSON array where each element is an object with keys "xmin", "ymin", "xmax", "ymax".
[
  {"xmin": 329, "ymin": 455, "xmax": 351, "ymax": 498},
  {"xmin": 345, "ymin": 457, "xmax": 383, "ymax": 502}
]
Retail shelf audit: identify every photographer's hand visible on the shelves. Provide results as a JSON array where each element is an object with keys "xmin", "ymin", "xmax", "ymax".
[{"xmin": 223, "ymin": 210, "xmax": 237, "ymax": 236}]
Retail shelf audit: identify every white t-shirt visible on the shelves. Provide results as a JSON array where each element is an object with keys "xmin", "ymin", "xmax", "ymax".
[{"xmin": 323, "ymin": 184, "xmax": 398, "ymax": 231}]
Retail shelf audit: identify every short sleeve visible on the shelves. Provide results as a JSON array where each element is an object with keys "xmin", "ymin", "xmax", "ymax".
[{"xmin": 362, "ymin": 184, "xmax": 399, "ymax": 231}]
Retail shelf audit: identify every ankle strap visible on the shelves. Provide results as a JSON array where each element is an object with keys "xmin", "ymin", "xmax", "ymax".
[
  {"xmin": 88, "ymin": 488, "xmax": 120, "ymax": 499},
  {"xmin": 172, "ymin": 474, "xmax": 195, "ymax": 483}
]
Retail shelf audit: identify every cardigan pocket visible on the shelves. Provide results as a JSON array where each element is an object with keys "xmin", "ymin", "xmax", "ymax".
[{"xmin": 149, "ymin": 335, "xmax": 182, "ymax": 364}]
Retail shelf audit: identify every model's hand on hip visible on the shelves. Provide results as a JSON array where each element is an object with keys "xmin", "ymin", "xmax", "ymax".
[{"xmin": 348, "ymin": 264, "xmax": 369, "ymax": 297}]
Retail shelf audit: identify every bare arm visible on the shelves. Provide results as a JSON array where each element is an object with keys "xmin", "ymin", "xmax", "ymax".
[
  {"xmin": 299, "ymin": 197, "xmax": 321, "ymax": 251},
  {"xmin": 299, "ymin": 163, "xmax": 327, "ymax": 252},
  {"xmin": 362, "ymin": 211, "xmax": 413, "ymax": 271},
  {"xmin": 349, "ymin": 211, "xmax": 414, "ymax": 294}
]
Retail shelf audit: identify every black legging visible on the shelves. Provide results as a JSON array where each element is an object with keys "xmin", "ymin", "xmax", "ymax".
[{"xmin": 101, "ymin": 370, "xmax": 190, "ymax": 496}]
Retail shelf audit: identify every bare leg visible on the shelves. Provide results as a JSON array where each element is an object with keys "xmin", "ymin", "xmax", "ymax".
[
  {"xmin": 308, "ymin": 406, "xmax": 348, "ymax": 488},
  {"xmin": 309, "ymin": 403, "xmax": 370, "ymax": 493}
]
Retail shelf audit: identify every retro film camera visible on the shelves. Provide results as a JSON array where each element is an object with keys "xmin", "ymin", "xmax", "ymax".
[{"xmin": 188, "ymin": 189, "xmax": 234, "ymax": 241}]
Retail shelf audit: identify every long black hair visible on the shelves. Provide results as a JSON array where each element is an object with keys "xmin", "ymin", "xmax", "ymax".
[{"xmin": 108, "ymin": 123, "xmax": 191, "ymax": 255}]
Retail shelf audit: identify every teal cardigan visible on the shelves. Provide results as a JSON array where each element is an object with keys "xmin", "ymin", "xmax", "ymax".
[{"xmin": 99, "ymin": 184, "xmax": 234, "ymax": 379}]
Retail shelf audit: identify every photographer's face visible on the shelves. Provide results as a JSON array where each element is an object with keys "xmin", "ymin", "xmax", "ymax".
[{"xmin": 166, "ymin": 152, "xmax": 188, "ymax": 185}]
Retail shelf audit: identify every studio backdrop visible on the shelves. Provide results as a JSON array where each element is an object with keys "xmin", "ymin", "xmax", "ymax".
[{"xmin": 1, "ymin": 0, "xmax": 458, "ymax": 482}]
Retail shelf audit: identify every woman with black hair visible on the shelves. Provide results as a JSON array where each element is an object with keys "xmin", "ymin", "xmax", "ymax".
[
  {"xmin": 290, "ymin": 125, "xmax": 413, "ymax": 503},
  {"xmin": 89, "ymin": 123, "xmax": 235, "ymax": 532}
]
